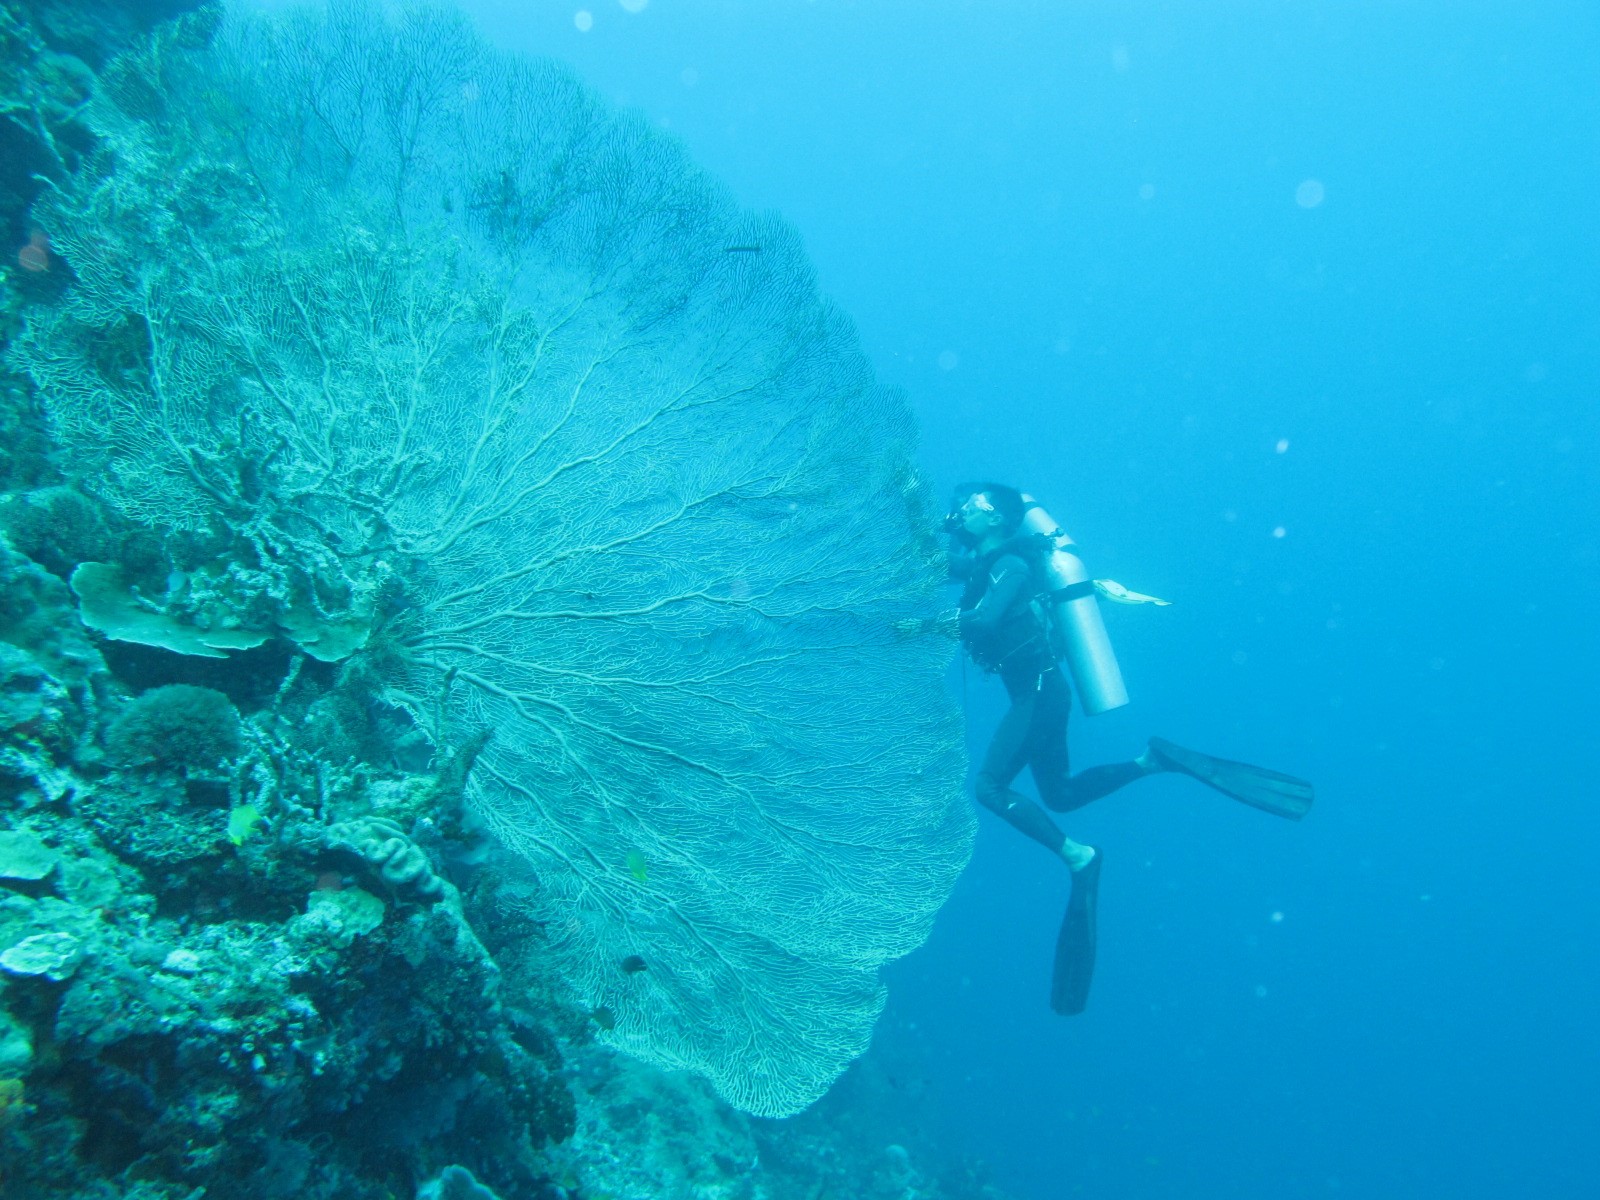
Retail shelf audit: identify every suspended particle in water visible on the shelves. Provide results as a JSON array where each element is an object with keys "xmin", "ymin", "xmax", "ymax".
[
  {"xmin": 1254, "ymin": 984, "xmax": 1269, "ymax": 998},
  {"xmin": 620, "ymin": 0, "xmax": 649, "ymax": 12},
  {"xmin": 574, "ymin": 9, "xmax": 594, "ymax": 31},
  {"xmin": 1138, "ymin": 183, "xmax": 1156, "ymax": 201},
  {"xmin": 1275, "ymin": 438, "xmax": 1290, "ymax": 453},
  {"xmin": 1270, "ymin": 911, "xmax": 1285, "ymax": 923},
  {"xmin": 1295, "ymin": 179, "xmax": 1326, "ymax": 208},
  {"xmin": 1272, "ymin": 526, "xmax": 1286, "ymax": 539}
]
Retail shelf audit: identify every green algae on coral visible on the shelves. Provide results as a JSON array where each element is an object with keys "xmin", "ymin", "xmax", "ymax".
[
  {"xmin": 0, "ymin": 1076, "xmax": 23, "ymax": 1126},
  {"xmin": 0, "ymin": 1009, "xmax": 31, "ymax": 1075}
]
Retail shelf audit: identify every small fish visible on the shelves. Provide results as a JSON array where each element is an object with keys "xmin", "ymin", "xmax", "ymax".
[
  {"xmin": 226, "ymin": 804, "xmax": 265, "ymax": 847},
  {"xmin": 722, "ymin": 245, "xmax": 762, "ymax": 254},
  {"xmin": 620, "ymin": 954, "xmax": 648, "ymax": 974},
  {"xmin": 625, "ymin": 851, "xmax": 648, "ymax": 882}
]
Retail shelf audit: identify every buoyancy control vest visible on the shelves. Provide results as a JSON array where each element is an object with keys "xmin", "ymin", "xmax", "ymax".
[{"xmin": 957, "ymin": 535, "xmax": 1055, "ymax": 675}]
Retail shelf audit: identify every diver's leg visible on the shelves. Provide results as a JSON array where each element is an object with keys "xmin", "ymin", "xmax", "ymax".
[
  {"xmin": 1032, "ymin": 668, "xmax": 1155, "ymax": 813},
  {"xmin": 1054, "ymin": 761, "xmax": 1153, "ymax": 811},
  {"xmin": 976, "ymin": 669, "xmax": 1093, "ymax": 869},
  {"xmin": 1026, "ymin": 667, "xmax": 1077, "ymax": 811}
]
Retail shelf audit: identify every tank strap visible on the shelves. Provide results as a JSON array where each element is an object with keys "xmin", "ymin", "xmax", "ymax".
[{"xmin": 1049, "ymin": 580, "xmax": 1097, "ymax": 603}]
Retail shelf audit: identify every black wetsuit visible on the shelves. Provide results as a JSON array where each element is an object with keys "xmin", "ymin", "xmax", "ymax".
[{"xmin": 955, "ymin": 541, "xmax": 1146, "ymax": 856}]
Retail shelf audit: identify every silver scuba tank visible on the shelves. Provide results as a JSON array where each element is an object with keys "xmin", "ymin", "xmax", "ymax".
[{"xmin": 1018, "ymin": 496, "xmax": 1129, "ymax": 714}]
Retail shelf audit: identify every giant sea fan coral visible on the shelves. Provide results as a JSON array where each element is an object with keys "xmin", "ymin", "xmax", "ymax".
[{"xmin": 12, "ymin": 2, "xmax": 972, "ymax": 1114}]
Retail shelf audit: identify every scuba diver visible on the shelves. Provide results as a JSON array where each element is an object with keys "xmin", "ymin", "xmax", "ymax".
[{"xmin": 942, "ymin": 482, "xmax": 1314, "ymax": 1015}]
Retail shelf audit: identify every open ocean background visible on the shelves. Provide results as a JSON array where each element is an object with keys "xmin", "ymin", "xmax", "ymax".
[{"xmin": 295, "ymin": 2, "xmax": 1595, "ymax": 1196}]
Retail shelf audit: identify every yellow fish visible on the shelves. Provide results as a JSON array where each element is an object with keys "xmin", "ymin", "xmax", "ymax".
[{"xmin": 227, "ymin": 804, "xmax": 264, "ymax": 847}]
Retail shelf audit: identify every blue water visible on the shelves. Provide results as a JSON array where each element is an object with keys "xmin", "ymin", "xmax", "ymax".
[{"xmin": 453, "ymin": 3, "xmax": 1598, "ymax": 1197}]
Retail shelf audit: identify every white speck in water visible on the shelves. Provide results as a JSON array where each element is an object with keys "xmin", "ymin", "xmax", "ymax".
[
  {"xmin": 1295, "ymin": 179, "xmax": 1326, "ymax": 208},
  {"xmin": 1138, "ymin": 183, "xmax": 1156, "ymax": 201},
  {"xmin": 620, "ymin": 0, "xmax": 649, "ymax": 12},
  {"xmin": 1272, "ymin": 526, "xmax": 1287, "ymax": 539},
  {"xmin": 573, "ymin": 10, "xmax": 594, "ymax": 32},
  {"xmin": 1270, "ymin": 911, "xmax": 1285, "ymax": 923},
  {"xmin": 1275, "ymin": 437, "xmax": 1290, "ymax": 453}
]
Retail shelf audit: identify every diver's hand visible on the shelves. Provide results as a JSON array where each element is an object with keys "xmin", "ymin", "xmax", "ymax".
[
  {"xmin": 945, "ymin": 544, "xmax": 977, "ymax": 581},
  {"xmin": 894, "ymin": 612, "xmax": 961, "ymax": 640}
]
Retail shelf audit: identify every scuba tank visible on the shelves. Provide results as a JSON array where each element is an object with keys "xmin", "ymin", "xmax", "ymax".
[{"xmin": 1018, "ymin": 495, "xmax": 1129, "ymax": 714}]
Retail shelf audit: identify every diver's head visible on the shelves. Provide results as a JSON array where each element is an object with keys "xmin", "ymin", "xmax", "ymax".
[{"xmin": 947, "ymin": 482, "xmax": 1025, "ymax": 545}]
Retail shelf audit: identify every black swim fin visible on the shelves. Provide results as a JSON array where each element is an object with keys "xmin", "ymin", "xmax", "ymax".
[
  {"xmin": 1051, "ymin": 849, "xmax": 1102, "ymax": 1016},
  {"xmin": 1147, "ymin": 737, "xmax": 1314, "ymax": 821}
]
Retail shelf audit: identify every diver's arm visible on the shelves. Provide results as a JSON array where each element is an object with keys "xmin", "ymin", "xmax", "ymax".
[
  {"xmin": 946, "ymin": 542, "xmax": 978, "ymax": 582},
  {"xmin": 893, "ymin": 611, "xmax": 961, "ymax": 640}
]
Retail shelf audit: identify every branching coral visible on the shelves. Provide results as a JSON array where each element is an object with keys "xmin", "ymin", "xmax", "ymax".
[{"xmin": 12, "ymin": 3, "xmax": 971, "ymax": 1114}]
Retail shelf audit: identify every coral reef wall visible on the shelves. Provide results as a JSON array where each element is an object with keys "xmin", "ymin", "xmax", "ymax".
[
  {"xmin": 0, "ymin": 2, "xmax": 1014, "ymax": 1196},
  {"xmin": 11, "ymin": 0, "xmax": 973, "ymax": 1116}
]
